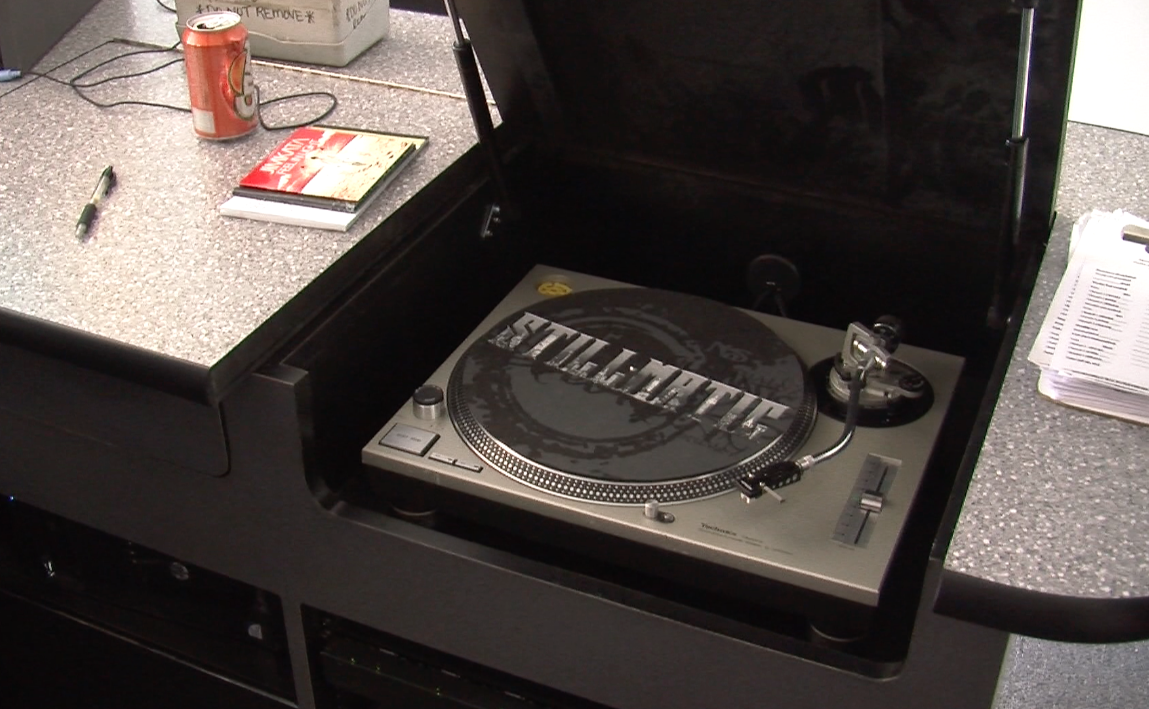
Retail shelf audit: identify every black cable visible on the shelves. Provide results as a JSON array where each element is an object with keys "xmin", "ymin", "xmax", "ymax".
[
  {"xmin": 68, "ymin": 42, "xmax": 184, "ymax": 87},
  {"xmin": 258, "ymin": 91, "xmax": 338, "ymax": 131},
  {"xmin": 18, "ymin": 42, "xmax": 192, "ymax": 113},
  {"xmin": 1, "ymin": 39, "xmax": 339, "ymax": 130},
  {"xmin": 0, "ymin": 38, "xmax": 117, "ymax": 100},
  {"xmin": 155, "ymin": 0, "xmax": 176, "ymax": 12}
]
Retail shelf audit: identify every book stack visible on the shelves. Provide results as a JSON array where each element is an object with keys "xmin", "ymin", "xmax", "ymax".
[
  {"xmin": 1028, "ymin": 209, "xmax": 1149, "ymax": 425},
  {"xmin": 220, "ymin": 125, "xmax": 427, "ymax": 231}
]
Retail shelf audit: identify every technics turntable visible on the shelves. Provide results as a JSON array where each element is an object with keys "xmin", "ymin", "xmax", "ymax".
[{"xmin": 362, "ymin": 266, "xmax": 962, "ymax": 612}]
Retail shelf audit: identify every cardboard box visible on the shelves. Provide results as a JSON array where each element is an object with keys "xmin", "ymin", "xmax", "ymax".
[{"xmin": 175, "ymin": 0, "xmax": 389, "ymax": 67}]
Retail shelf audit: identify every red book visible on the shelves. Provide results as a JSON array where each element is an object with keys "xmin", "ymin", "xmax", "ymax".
[{"xmin": 232, "ymin": 125, "xmax": 428, "ymax": 213}]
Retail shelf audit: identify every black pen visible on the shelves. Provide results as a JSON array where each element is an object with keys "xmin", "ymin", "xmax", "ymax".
[{"xmin": 76, "ymin": 165, "xmax": 116, "ymax": 241}]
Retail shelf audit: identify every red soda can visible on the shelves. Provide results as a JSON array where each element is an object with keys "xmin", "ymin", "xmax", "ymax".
[{"xmin": 182, "ymin": 11, "xmax": 258, "ymax": 140}]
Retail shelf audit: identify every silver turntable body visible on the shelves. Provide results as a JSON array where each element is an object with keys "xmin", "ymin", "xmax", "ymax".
[{"xmin": 361, "ymin": 265, "xmax": 963, "ymax": 607}]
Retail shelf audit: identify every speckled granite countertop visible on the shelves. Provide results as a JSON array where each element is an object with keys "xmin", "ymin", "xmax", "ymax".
[
  {"xmin": 0, "ymin": 0, "xmax": 480, "ymax": 398},
  {"xmin": 944, "ymin": 122, "xmax": 1149, "ymax": 600}
]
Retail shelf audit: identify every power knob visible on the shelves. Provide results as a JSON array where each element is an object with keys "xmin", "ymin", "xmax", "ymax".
[{"xmin": 412, "ymin": 385, "xmax": 445, "ymax": 420}]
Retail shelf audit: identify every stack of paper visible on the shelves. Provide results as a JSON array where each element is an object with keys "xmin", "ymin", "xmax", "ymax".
[{"xmin": 1028, "ymin": 209, "xmax": 1149, "ymax": 425}]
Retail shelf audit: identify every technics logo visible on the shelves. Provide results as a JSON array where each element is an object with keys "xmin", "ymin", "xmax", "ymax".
[
  {"xmin": 701, "ymin": 522, "xmax": 738, "ymax": 537},
  {"xmin": 489, "ymin": 312, "xmax": 791, "ymax": 441}
]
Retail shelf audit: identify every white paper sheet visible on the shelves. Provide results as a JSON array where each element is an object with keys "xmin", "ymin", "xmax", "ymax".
[{"xmin": 1029, "ymin": 209, "xmax": 1149, "ymax": 424}]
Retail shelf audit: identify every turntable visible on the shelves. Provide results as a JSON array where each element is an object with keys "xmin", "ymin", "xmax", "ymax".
[{"xmin": 362, "ymin": 265, "xmax": 962, "ymax": 614}]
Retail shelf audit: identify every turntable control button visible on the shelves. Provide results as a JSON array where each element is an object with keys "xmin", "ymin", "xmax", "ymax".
[
  {"xmin": 378, "ymin": 424, "xmax": 439, "ymax": 457},
  {"xmin": 453, "ymin": 461, "xmax": 483, "ymax": 473},
  {"xmin": 428, "ymin": 452, "xmax": 456, "ymax": 465},
  {"xmin": 412, "ymin": 385, "xmax": 446, "ymax": 420}
]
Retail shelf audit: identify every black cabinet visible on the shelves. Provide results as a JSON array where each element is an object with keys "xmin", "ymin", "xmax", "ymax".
[{"xmin": 0, "ymin": 593, "xmax": 290, "ymax": 709}]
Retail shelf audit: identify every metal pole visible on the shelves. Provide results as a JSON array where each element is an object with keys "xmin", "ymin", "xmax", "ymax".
[{"xmin": 442, "ymin": 0, "xmax": 516, "ymax": 237}]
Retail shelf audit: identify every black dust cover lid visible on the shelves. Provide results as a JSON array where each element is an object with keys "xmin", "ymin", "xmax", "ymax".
[{"xmin": 455, "ymin": 0, "xmax": 1077, "ymax": 239}]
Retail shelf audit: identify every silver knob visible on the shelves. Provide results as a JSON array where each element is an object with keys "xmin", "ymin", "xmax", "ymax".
[{"xmin": 412, "ymin": 385, "xmax": 445, "ymax": 420}]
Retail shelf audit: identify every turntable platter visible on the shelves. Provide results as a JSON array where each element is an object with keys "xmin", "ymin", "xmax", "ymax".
[{"xmin": 448, "ymin": 288, "xmax": 816, "ymax": 503}]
